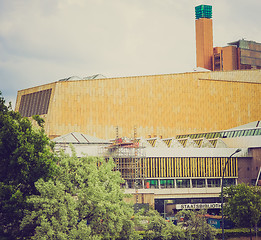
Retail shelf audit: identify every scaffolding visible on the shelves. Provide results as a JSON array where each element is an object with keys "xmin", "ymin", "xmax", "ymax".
[
  {"xmin": 100, "ymin": 126, "xmax": 148, "ymax": 203},
  {"xmin": 102, "ymin": 137, "xmax": 146, "ymax": 179},
  {"xmin": 101, "ymin": 127, "xmax": 146, "ymax": 204}
]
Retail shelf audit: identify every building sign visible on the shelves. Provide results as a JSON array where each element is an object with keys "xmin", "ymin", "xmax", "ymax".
[
  {"xmin": 176, "ymin": 203, "xmax": 221, "ymax": 210},
  {"xmin": 208, "ymin": 218, "xmax": 221, "ymax": 229}
]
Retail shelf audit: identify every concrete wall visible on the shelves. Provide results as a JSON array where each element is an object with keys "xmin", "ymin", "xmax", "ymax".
[
  {"xmin": 124, "ymin": 187, "xmax": 221, "ymax": 207},
  {"xmin": 15, "ymin": 70, "xmax": 261, "ymax": 140},
  {"xmin": 237, "ymin": 148, "xmax": 261, "ymax": 184}
]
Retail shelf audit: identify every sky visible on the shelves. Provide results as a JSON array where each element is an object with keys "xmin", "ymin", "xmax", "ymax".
[{"xmin": 0, "ymin": 0, "xmax": 260, "ymax": 108}]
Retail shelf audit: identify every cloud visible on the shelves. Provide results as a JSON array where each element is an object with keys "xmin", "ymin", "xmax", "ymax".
[{"xmin": 0, "ymin": 0, "xmax": 260, "ymax": 107}]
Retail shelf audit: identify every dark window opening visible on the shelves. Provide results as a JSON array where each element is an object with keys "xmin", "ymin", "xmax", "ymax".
[{"xmin": 19, "ymin": 89, "xmax": 52, "ymax": 117}]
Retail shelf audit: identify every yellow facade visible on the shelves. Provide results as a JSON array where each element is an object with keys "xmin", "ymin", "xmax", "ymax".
[
  {"xmin": 15, "ymin": 70, "xmax": 261, "ymax": 139},
  {"xmin": 116, "ymin": 157, "xmax": 237, "ymax": 179}
]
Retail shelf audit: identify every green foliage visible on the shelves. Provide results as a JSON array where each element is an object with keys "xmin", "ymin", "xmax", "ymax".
[
  {"xmin": 223, "ymin": 183, "xmax": 261, "ymax": 234},
  {"xmin": 136, "ymin": 209, "xmax": 185, "ymax": 240},
  {"xmin": 21, "ymin": 151, "xmax": 137, "ymax": 239},
  {"xmin": 32, "ymin": 115, "xmax": 45, "ymax": 128},
  {"xmin": 176, "ymin": 209, "xmax": 216, "ymax": 240},
  {"xmin": 0, "ymin": 92, "xmax": 57, "ymax": 238},
  {"xmin": 216, "ymin": 228, "xmax": 261, "ymax": 239}
]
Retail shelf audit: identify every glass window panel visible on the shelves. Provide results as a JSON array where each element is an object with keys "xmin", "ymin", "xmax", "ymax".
[
  {"xmin": 227, "ymin": 131, "xmax": 234, "ymax": 138},
  {"xmin": 222, "ymin": 132, "xmax": 228, "ymax": 138},
  {"xmin": 245, "ymin": 130, "xmax": 250, "ymax": 136},
  {"xmin": 176, "ymin": 179, "xmax": 190, "ymax": 188},
  {"xmin": 234, "ymin": 131, "xmax": 239, "ymax": 137},
  {"xmin": 164, "ymin": 179, "xmax": 174, "ymax": 188},
  {"xmin": 238, "ymin": 130, "xmax": 244, "ymax": 137},
  {"xmin": 223, "ymin": 178, "xmax": 236, "ymax": 187},
  {"xmin": 148, "ymin": 179, "xmax": 159, "ymax": 189},
  {"xmin": 160, "ymin": 180, "xmax": 167, "ymax": 188},
  {"xmin": 192, "ymin": 179, "xmax": 206, "ymax": 188},
  {"xmin": 207, "ymin": 179, "xmax": 221, "ymax": 187},
  {"xmin": 250, "ymin": 129, "xmax": 255, "ymax": 135},
  {"xmin": 243, "ymin": 130, "xmax": 248, "ymax": 136}
]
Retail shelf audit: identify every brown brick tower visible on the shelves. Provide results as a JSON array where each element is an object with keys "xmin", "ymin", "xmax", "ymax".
[{"xmin": 195, "ymin": 5, "xmax": 213, "ymax": 70}]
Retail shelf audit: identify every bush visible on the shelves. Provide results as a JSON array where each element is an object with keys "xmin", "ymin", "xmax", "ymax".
[
  {"xmin": 135, "ymin": 210, "xmax": 185, "ymax": 240},
  {"xmin": 216, "ymin": 228, "xmax": 261, "ymax": 239}
]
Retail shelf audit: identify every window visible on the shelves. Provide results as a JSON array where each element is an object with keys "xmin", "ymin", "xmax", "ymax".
[
  {"xmin": 176, "ymin": 179, "xmax": 190, "ymax": 188},
  {"xmin": 191, "ymin": 198, "xmax": 203, "ymax": 203},
  {"xmin": 19, "ymin": 89, "xmax": 52, "ymax": 117},
  {"xmin": 227, "ymin": 131, "xmax": 234, "ymax": 138},
  {"xmin": 213, "ymin": 132, "xmax": 220, "ymax": 138},
  {"xmin": 205, "ymin": 133, "xmax": 211, "ymax": 139},
  {"xmin": 255, "ymin": 129, "xmax": 261, "ymax": 135},
  {"xmin": 245, "ymin": 130, "xmax": 251, "ymax": 136},
  {"xmin": 234, "ymin": 131, "xmax": 239, "ymax": 137},
  {"xmin": 207, "ymin": 179, "xmax": 220, "ymax": 187},
  {"xmin": 136, "ymin": 179, "xmax": 143, "ymax": 189},
  {"xmin": 192, "ymin": 179, "xmax": 206, "ymax": 188},
  {"xmin": 126, "ymin": 179, "xmax": 133, "ymax": 188},
  {"xmin": 223, "ymin": 178, "xmax": 236, "ymax": 187},
  {"xmin": 250, "ymin": 129, "xmax": 256, "ymax": 136},
  {"xmin": 160, "ymin": 179, "xmax": 174, "ymax": 188},
  {"xmin": 222, "ymin": 132, "xmax": 228, "ymax": 138},
  {"xmin": 238, "ymin": 130, "xmax": 244, "ymax": 137},
  {"xmin": 147, "ymin": 179, "xmax": 158, "ymax": 189},
  {"xmin": 123, "ymin": 179, "xmax": 142, "ymax": 189}
]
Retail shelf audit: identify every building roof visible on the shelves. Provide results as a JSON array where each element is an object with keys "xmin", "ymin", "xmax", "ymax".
[
  {"xmin": 52, "ymin": 132, "xmax": 110, "ymax": 144},
  {"xmin": 52, "ymin": 120, "xmax": 261, "ymax": 158},
  {"xmin": 144, "ymin": 147, "xmax": 246, "ymax": 158},
  {"xmin": 228, "ymin": 121, "xmax": 260, "ymax": 130},
  {"xmin": 58, "ymin": 74, "xmax": 106, "ymax": 82},
  {"xmin": 228, "ymin": 39, "xmax": 261, "ymax": 48}
]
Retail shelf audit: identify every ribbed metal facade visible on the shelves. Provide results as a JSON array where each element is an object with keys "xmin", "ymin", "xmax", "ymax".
[
  {"xmin": 15, "ymin": 70, "xmax": 261, "ymax": 140},
  {"xmin": 116, "ymin": 157, "xmax": 237, "ymax": 179}
]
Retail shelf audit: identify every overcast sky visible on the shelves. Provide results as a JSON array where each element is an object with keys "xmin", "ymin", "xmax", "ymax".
[{"xmin": 1, "ymin": 0, "xmax": 260, "ymax": 107}]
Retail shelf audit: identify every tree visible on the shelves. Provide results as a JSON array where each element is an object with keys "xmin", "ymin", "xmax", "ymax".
[
  {"xmin": 0, "ymin": 92, "xmax": 57, "ymax": 238},
  {"xmin": 176, "ymin": 209, "xmax": 216, "ymax": 240},
  {"xmin": 136, "ymin": 209, "xmax": 185, "ymax": 240},
  {"xmin": 21, "ymin": 150, "xmax": 138, "ymax": 240},
  {"xmin": 223, "ymin": 183, "xmax": 261, "ymax": 240}
]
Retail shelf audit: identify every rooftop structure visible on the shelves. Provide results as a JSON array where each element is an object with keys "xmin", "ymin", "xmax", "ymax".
[{"xmin": 195, "ymin": 5, "xmax": 212, "ymax": 20}]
